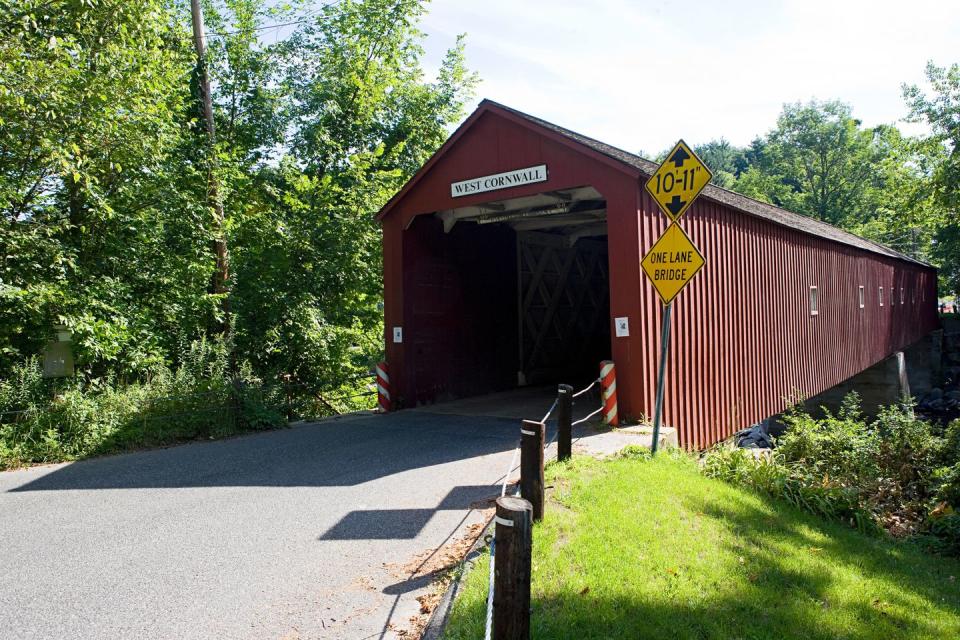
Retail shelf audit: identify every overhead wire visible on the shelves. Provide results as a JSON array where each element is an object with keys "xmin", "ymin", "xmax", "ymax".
[{"xmin": 203, "ymin": 0, "xmax": 342, "ymax": 40}]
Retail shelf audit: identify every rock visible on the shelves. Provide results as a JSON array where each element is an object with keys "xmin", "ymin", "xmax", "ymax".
[
  {"xmin": 929, "ymin": 388, "xmax": 944, "ymax": 400},
  {"xmin": 947, "ymin": 391, "xmax": 960, "ymax": 402}
]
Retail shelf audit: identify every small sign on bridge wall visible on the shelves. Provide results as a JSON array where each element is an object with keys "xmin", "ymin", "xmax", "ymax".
[{"xmin": 614, "ymin": 317, "xmax": 630, "ymax": 337}]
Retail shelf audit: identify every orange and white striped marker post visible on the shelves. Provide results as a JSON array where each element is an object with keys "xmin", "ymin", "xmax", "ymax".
[
  {"xmin": 599, "ymin": 360, "xmax": 618, "ymax": 426},
  {"xmin": 376, "ymin": 362, "xmax": 391, "ymax": 413}
]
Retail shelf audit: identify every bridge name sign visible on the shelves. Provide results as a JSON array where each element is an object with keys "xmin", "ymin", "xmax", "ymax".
[{"xmin": 450, "ymin": 164, "xmax": 548, "ymax": 198}]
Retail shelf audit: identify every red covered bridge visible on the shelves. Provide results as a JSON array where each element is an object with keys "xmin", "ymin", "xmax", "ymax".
[{"xmin": 376, "ymin": 100, "xmax": 939, "ymax": 449}]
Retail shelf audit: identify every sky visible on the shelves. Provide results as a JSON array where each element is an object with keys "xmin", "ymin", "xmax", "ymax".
[{"xmin": 419, "ymin": 0, "xmax": 960, "ymax": 155}]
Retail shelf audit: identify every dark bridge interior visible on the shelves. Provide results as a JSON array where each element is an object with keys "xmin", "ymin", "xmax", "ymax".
[{"xmin": 401, "ymin": 186, "xmax": 610, "ymax": 407}]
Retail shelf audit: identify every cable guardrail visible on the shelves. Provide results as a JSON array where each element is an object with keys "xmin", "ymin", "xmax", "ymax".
[
  {"xmin": 545, "ymin": 422, "xmax": 559, "ymax": 450},
  {"xmin": 483, "ymin": 535, "xmax": 497, "ymax": 639},
  {"xmin": 483, "ymin": 376, "xmax": 606, "ymax": 640},
  {"xmin": 539, "ymin": 397, "xmax": 559, "ymax": 424},
  {"xmin": 572, "ymin": 377, "xmax": 599, "ymax": 398},
  {"xmin": 572, "ymin": 405, "xmax": 604, "ymax": 426},
  {"xmin": 500, "ymin": 444, "xmax": 521, "ymax": 498}
]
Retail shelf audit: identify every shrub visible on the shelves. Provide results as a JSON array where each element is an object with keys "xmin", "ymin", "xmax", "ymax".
[
  {"xmin": 924, "ymin": 513, "xmax": 960, "ymax": 556},
  {"xmin": 702, "ymin": 446, "xmax": 875, "ymax": 533},
  {"xmin": 703, "ymin": 396, "xmax": 960, "ymax": 552},
  {"xmin": 0, "ymin": 340, "xmax": 290, "ymax": 469},
  {"xmin": 776, "ymin": 392, "xmax": 881, "ymax": 486}
]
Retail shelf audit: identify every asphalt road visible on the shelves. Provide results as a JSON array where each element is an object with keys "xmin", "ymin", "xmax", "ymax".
[{"xmin": 0, "ymin": 411, "xmax": 525, "ymax": 639}]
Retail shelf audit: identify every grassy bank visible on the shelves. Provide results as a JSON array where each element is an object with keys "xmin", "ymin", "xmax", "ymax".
[{"xmin": 444, "ymin": 452, "xmax": 960, "ymax": 639}]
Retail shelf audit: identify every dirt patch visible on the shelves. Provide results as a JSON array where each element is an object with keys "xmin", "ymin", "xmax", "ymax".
[
  {"xmin": 386, "ymin": 515, "xmax": 491, "ymax": 580},
  {"xmin": 350, "ymin": 575, "xmax": 378, "ymax": 592},
  {"xmin": 384, "ymin": 510, "xmax": 494, "ymax": 638}
]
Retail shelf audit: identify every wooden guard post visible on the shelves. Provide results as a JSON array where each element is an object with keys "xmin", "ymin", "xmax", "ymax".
[
  {"xmin": 556, "ymin": 384, "xmax": 573, "ymax": 461},
  {"xmin": 493, "ymin": 496, "xmax": 533, "ymax": 640},
  {"xmin": 519, "ymin": 419, "xmax": 545, "ymax": 522}
]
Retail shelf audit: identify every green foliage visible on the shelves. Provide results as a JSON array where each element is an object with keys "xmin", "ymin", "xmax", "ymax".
[
  {"xmin": 0, "ymin": 0, "xmax": 476, "ymax": 396},
  {"xmin": 924, "ymin": 513, "xmax": 960, "ymax": 556},
  {"xmin": 691, "ymin": 95, "xmax": 944, "ymax": 272},
  {"xmin": 685, "ymin": 78, "xmax": 960, "ymax": 293},
  {"xmin": 0, "ymin": 340, "xmax": 294, "ymax": 468},
  {"xmin": 704, "ymin": 398, "xmax": 960, "ymax": 553},
  {"xmin": 775, "ymin": 392, "xmax": 880, "ymax": 485},
  {"xmin": 446, "ymin": 453, "xmax": 960, "ymax": 640},
  {"xmin": 732, "ymin": 101, "xmax": 928, "ymax": 233},
  {"xmin": 693, "ymin": 138, "xmax": 748, "ymax": 189},
  {"xmin": 702, "ymin": 446, "xmax": 873, "ymax": 533},
  {"xmin": 0, "ymin": 0, "xmax": 215, "ymax": 375},
  {"xmin": 935, "ymin": 421, "xmax": 960, "ymax": 506},
  {"xmin": 904, "ymin": 61, "xmax": 960, "ymax": 295},
  {"xmin": 211, "ymin": 0, "xmax": 474, "ymax": 385}
]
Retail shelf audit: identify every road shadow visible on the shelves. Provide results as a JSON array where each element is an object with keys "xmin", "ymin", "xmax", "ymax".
[
  {"xmin": 7, "ymin": 412, "xmax": 529, "ymax": 492},
  {"xmin": 319, "ymin": 484, "xmax": 495, "ymax": 541}
]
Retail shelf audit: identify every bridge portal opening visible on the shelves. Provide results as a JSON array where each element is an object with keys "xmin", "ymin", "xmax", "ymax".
[{"xmin": 401, "ymin": 186, "xmax": 610, "ymax": 407}]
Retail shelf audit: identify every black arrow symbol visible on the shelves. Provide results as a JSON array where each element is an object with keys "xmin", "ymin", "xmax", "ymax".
[
  {"xmin": 669, "ymin": 146, "xmax": 690, "ymax": 168},
  {"xmin": 666, "ymin": 195, "xmax": 686, "ymax": 216}
]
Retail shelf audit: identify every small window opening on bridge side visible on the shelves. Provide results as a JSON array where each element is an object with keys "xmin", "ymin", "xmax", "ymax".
[
  {"xmin": 900, "ymin": 287, "xmax": 905, "ymax": 305},
  {"xmin": 858, "ymin": 286, "xmax": 865, "ymax": 309},
  {"xmin": 879, "ymin": 286, "xmax": 884, "ymax": 306},
  {"xmin": 809, "ymin": 286, "xmax": 819, "ymax": 316}
]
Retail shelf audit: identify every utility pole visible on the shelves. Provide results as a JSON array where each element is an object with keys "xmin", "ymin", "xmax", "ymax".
[{"xmin": 190, "ymin": 0, "xmax": 230, "ymax": 337}]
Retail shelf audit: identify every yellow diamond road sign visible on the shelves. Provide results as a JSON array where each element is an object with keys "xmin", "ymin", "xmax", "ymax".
[
  {"xmin": 641, "ymin": 223, "xmax": 705, "ymax": 304},
  {"xmin": 645, "ymin": 139, "xmax": 713, "ymax": 221}
]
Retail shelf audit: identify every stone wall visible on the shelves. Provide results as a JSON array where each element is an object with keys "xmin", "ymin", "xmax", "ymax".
[
  {"xmin": 805, "ymin": 332, "xmax": 938, "ymax": 417},
  {"xmin": 766, "ymin": 329, "xmax": 944, "ymax": 435},
  {"xmin": 916, "ymin": 317, "xmax": 960, "ymax": 422}
]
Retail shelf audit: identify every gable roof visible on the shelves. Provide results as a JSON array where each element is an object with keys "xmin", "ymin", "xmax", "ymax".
[{"xmin": 379, "ymin": 99, "xmax": 931, "ymax": 268}]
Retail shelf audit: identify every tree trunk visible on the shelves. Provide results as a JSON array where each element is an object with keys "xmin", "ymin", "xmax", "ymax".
[{"xmin": 190, "ymin": 0, "xmax": 231, "ymax": 338}]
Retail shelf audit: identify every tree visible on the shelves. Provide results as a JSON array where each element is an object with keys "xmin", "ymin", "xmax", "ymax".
[
  {"xmin": 904, "ymin": 62, "xmax": 960, "ymax": 296},
  {"xmin": 721, "ymin": 98, "xmax": 945, "ymax": 282},
  {"xmin": 734, "ymin": 101, "xmax": 885, "ymax": 227},
  {"xmin": 0, "ymin": 0, "xmax": 478, "ymax": 385},
  {"xmin": 849, "ymin": 126, "xmax": 942, "ymax": 262},
  {"xmin": 171, "ymin": 0, "xmax": 479, "ymax": 384},
  {"xmin": 693, "ymin": 139, "xmax": 748, "ymax": 189},
  {"xmin": 0, "ymin": 0, "xmax": 214, "ymax": 375}
]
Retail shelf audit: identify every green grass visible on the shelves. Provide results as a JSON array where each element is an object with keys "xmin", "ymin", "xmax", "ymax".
[{"xmin": 444, "ymin": 452, "xmax": 960, "ymax": 640}]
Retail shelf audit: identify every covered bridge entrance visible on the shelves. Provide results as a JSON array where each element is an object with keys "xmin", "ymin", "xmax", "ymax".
[{"xmin": 377, "ymin": 100, "xmax": 939, "ymax": 448}]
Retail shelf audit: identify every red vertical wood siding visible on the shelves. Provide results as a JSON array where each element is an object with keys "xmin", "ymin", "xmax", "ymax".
[
  {"xmin": 379, "ymin": 103, "xmax": 939, "ymax": 449},
  {"xmin": 382, "ymin": 110, "xmax": 644, "ymax": 411},
  {"xmin": 654, "ymin": 195, "xmax": 939, "ymax": 448}
]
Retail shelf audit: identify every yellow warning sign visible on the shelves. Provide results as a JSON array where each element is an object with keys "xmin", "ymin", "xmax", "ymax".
[
  {"xmin": 644, "ymin": 140, "xmax": 713, "ymax": 221},
  {"xmin": 641, "ymin": 223, "xmax": 705, "ymax": 304}
]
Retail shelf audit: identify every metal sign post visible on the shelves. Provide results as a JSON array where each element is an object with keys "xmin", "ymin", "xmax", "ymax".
[
  {"xmin": 642, "ymin": 140, "xmax": 712, "ymax": 454},
  {"xmin": 650, "ymin": 302, "xmax": 672, "ymax": 454}
]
